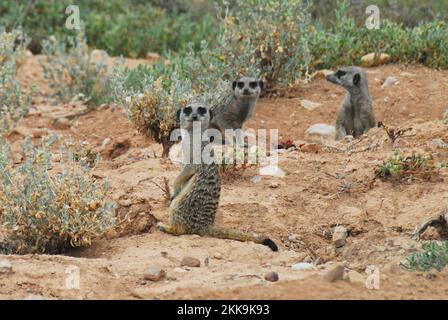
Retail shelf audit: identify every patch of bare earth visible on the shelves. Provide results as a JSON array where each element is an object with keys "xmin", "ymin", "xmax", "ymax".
[{"xmin": 1, "ymin": 55, "xmax": 447, "ymax": 299}]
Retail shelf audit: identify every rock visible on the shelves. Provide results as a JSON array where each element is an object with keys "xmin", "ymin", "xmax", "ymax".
[
  {"xmin": 301, "ymin": 99, "xmax": 322, "ymax": 111},
  {"xmin": 181, "ymin": 257, "xmax": 201, "ymax": 268},
  {"xmin": 213, "ymin": 252, "xmax": 223, "ymax": 260},
  {"xmin": 288, "ymin": 234, "xmax": 299, "ymax": 242},
  {"xmin": 119, "ymin": 198, "xmax": 132, "ymax": 207},
  {"xmin": 173, "ymin": 267, "xmax": 188, "ymax": 273},
  {"xmin": 146, "ymin": 52, "xmax": 162, "ymax": 63},
  {"xmin": 291, "ymin": 262, "xmax": 314, "ymax": 271},
  {"xmin": 305, "ymin": 124, "xmax": 336, "ymax": 140},
  {"xmin": 322, "ymin": 263, "xmax": 345, "ymax": 282},
  {"xmin": 11, "ymin": 125, "xmax": 32, "ymax": 137},
  {"xmin": 345, "ymin": 270, "xmax": 365, "ymax": 286},
  {"xmin": 144, "ymin": 266, "xmax": 166, "ymax": 281},
  {"xmin": 300, "ymin": 143, "xmax": 322, "ymax": 154},
  {"xmin": 313, "ymin": 69, "xmax": 333, "ymax": 79},
  {"xmin": 269, "ymin": 182, "xmax": 280, "ymax": 189},
  {"xmin": 264, "ymin": 271, "xmax": 279, "ymax": 282},
  {"xmin": 259, "ymin": 165, "xmax": 285, "ymax": 177},
  {"xmin": 333, "ymin": 226, "xmax": 348, "ymax": 248},
  {"xmin": 361, "ymin": 53, "xmax": 390, "ymax": 68},
  {"xmin": 31, "ymin": 128, "xmax": 49, "ymax": 139},
  {"xmin": 251, "ymin": 175, "xmax": 262, "ymax": 183},
  {"xmin": 0, "ymin": 260, "xmax": 13, "ymax": 274},
  {"xmin": 53, "ymin": 117, "xmax": 71, "ymax": 130},
  {"xmin": 381, "ymin": 76, "xmax": 399, "ymax": 88},
  {"xmin": 23, "ymin": 294, "xmax": 46, "ymax": 300}
]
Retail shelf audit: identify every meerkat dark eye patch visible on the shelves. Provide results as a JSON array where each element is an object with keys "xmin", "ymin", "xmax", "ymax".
[
  {"xmin": 183, "ymin": 107, "xmax": 192, "ymax": 115},
  {"xmin": 249, "ymin": 81, "xmax": 258, "ymax": 89},
  {"xmin": 336, "ymin": 70, "xmax": 347, "ymax": 78},
  {"xmin": 198, "ymin": 107, "xmax": 207, "ymax": 115},
  {"xmin": 353, "ymin": 73, "xmax": 361, "ymax": 86},
  {"xmin": 237, "ymin": 82, "xmax": 245, "ymax": 89}
]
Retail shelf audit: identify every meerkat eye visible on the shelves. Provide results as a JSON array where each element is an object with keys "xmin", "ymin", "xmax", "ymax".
[
  {"xmin": 198, "ymin": 107, "xmax": 207, "ymax": 115},
  {"xmin": 237, "ymin": 82, "xmax": 245, "ymax": 89},
  {"xmin": 336, "ymin": 70, "xmax": 347, "ymax": 78},
  {"xmin": 183, "ymin": 107, "xmax": 192, "ymax": 115},
  {"xmin": 249, "ymin": 81, "xmax": 258, "ymax": 89}
]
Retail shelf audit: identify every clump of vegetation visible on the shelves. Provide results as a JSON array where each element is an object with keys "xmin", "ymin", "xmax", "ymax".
[
  {"xmin": 217, "ymin": 0, "xmax": 312, "ymax": 89},
  {"xmin": 109, "ymin": 44, "xmax": 229, "ymax": 157},
  {"xmin": 0, "ymin": 0, "xmax": 219, "ymax": 58},
  {"xmin": 0, "ymin": 136, "xmax": 116, "ymax": 254},
  {"xmin": 375, "ymin": 151, "xmax": 439, "ymax": 183},
  {"xmin": 39, "ymin": 32, "xmax": 108, "ymax": 106},
  {"xmin": 406, "ymin": 241, "xmax": 448, "ymax": 272},
  {"xmin": 0, "ymin": 28, "xmax": 31, "ymax": 136}
]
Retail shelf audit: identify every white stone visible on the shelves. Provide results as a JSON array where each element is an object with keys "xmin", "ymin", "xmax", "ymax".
[
  {"xmin": 291, "ymin": 262, "xmax": 314, "ymax": 271},
  {"xmin": 301, "ymin": 99, "xmax": 322, "ymax": 111},
  {"xmin": 381, "ymin": 76, "xmax": 399, "ymax": 88},
  {"xmin": 305, "ymin": 124, "xmax": 336, "ymax": 139},
  {"xmin": 259, "ymin": 165, "xmax": 285, "ymax": 177}
]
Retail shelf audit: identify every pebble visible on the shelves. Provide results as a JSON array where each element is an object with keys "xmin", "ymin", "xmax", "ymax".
[
  {"xmin": 173, "ymin": 267, "xmax": 188, "ymax": 273},
  {"xmin": 144, "ymin": 266, "xmax": 166, "ymax": 281},
  {"xmin": 322, "ymin": 263, "xmax": 345, "ymax": 282},
  {"xmin": 301, "ymin": 99, "xmax": 322, "ymax": 111},
  {"xmin": 305, "ymin": 124, "xmax": 336, "ymax": 140},
  {"xmin": 181, "ymin": 257, "xmax": 201, "ymax": 268},
  {"xmin": 213, "ymin": 252, "xmax": 223, "ymax": 260},
  {"xmin": 0, "ymin": 260, "xmax": 13, "ymax": 274},
  {"xmin": 264, "ymin": 271, "xmax": 279, "ymax": 282},
  {"xmin": 269, "ymin": 182, "xmax": 280, "ymax": 189},
  {"xmin": 300, "ymin": 143, "xmax": 322, "ymax": 154},
  {"xmin": 345, "ymin": 270, "xmax": 365, "ymax": 286},
  {"xmin": 332, "ymin": 225, "xmax": 348, "ymax": 248},
  {"xmin": 23, "ymin": 294, "xmax": 46, "ymax": 300},
  {"xmin": 291, "ymin": 262, "xmax": 314, "ymax": 271},
  {"xmin": 259, "ymin": 165, "xmax": 285, "ymax": 177},
  {"xmin": 381, "ymin": 76, "xmax": 399, "ymax": 88},
  {"xmin": 53, "ymin": 117, "xmax": 71, "ymax": 130}
]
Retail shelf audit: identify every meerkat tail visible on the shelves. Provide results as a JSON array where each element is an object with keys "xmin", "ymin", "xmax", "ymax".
[{"xmin": 207, "ymin": 227, "xmax": 278, "ymax": 252}]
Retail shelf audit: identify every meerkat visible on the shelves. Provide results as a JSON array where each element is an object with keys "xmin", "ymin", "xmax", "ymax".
[
  {"xmin": 326, "ymin": 66, "xmax": 376, "ymax": 140},
  {"xmin": 157, "ymin": 103, "xmax": 278, "ymax": 251},
  {"xmin": 209, "ymin": 77, "xmax": 264, "ymax": 146}
]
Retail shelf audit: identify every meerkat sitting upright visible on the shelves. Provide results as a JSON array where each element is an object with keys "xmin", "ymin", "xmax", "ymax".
[
  {"xmin": 209, "ymin": 77, "xmax": 264, "ymax": 146},
  {"xmin": 157, "ymin": 103, "xmax": 278, "ymax": 251},
  {"xmin": 326, "ymin": 66, "xmax": 376, "ymax": 140}
]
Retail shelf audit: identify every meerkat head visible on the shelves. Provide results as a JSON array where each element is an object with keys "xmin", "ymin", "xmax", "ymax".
[
  {"xmin": 177, "ymin": 103, "xmax": 213, "ymax": 131},
  {"xmin": 326, "ymin": 66, "xmax": 367, "ymax": 91},
  {"xmin": 232, "ymin": 77, "xmax": 264, "ymax": 99}
]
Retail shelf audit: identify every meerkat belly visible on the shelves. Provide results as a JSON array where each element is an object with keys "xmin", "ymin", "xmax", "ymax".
[{"xmin": 170, "ymin": 165, "xmax": 221, "ymax": 234}]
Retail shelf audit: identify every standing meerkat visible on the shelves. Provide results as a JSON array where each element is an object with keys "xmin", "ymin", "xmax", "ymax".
[
  {"xmin": 326, "ymin": 66, "xmax": 376, "ymax": 140},
  {"xmin": 209, "ymin": 77, "xmax": 264, "ymax": 146},
  {"xmin": 157, "ymin": 103, "xmax": 278, "ymax": 251}
]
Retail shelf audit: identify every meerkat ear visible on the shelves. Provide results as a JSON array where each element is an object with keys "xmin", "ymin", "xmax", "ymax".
[
  {"xmin": 259, "ymin": 80, "xmax": 264, "ymax": 90},
  {"xmin": 176, "ymin": 109, "xmax": 181, "ymax": 121},
  {"xmin": 353, "ymin": 73, "xmax": 361, "ymax": 86},
  {"xmin": 232, "ymin": 81, "xmax": 237, "ymax": 91}
]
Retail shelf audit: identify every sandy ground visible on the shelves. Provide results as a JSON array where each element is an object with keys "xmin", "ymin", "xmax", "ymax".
[{"xmin": 1, "ymin": 55, "xmax": 448, "ymax": 300}]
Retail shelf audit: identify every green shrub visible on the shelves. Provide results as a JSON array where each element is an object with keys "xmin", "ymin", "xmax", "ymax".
[
  {"xmin": 39, "ymin": 32, "xmax": 108, "ymax": 106},
  {"xmin": 0, "ymin": 0, "xmax": 220, "ymax": 58},
  {"xmin": 216, "ymin": 0, "xmax": 312, "ymax": 89},
  {"xmin": 406, "ymin": 241, "xmax": 448, "ymax": 272},
  {"xmin": 0, "ymin": 28, "xmax": 31, "ymax": 136},
  {"xmin": 0, "ymin": 136, "xmax": 116, "ymax": 254},
  {"xmin": 375, "ymin": 151, "xmax": 439, "ymax": 183}
]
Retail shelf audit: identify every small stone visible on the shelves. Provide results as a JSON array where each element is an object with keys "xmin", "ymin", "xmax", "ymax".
[
  {"xmin": 323, "ymin": 263, "xmax": 345, "ymax": 282},
  {"xmin": 264, "ymin": 271, "xmax": 279, "ymax": 282},
  {"xmin": 333, "ymin": 226, "xmax": 348, "ymax": 248},
  {"xmin": 269, "ymin": 182, "xmax": 280, "ymax": 189},
  {"xmin": 213, "ymin": 252, "xmax": 223, "ymax": 260},
  {"xmin": 288, "ymin": 234, "xmax": 299, "ymax": 242},
  {"xmin": 31, "ymin": 128, "xmax": 49, "ymax": 139},
  {"xmin": 345, "ymin": 270, "xmax": 365, "ymax": 286},
  {"xmin": 381, "ymin": 76, "xmax": 399, "ymax": 88},
  {"xmin": 300, "ymin": 143, "xmax": 322, "ymax": 154},
  {"xmin": 305, "ymin": 124, "xmax": 336, "ymax": 140},
  {"xmin": 0, "ymin": 260, "xmax": 13, "ymax": 274},
  {"xmin": 259, "ymin": 165, "xmax": 285, "ymax": 177},
  {"xmin": 119, "ymin": 198, "xmax": 132, "ymax": 207},
  {"xmin": 144, "ymin": 266, "xmax": 166, "ymax": 281},
  {"xmin": 181, "ymin": 257, "xmax": 201, "ymax": 268},
  {"xmin": 173, "ymin": 267, "xmax": 188, "ymax": 273},
  {"xmin": 361, "ymin": 53, "xmax": 390, "ymax": 67},
  {"xmin": 301, "ymin": 99, "xmax": 322, "ymax": 111},
  {"xmin": 53, "ymin": 117, "xmax": 71, "ymax": 130},
  {"xmin": 291, "ymin": 262, "xmax": 314, "ymax": 271},
  {"xmin": 23, "ymin": 294, "xmax": 46, "ymax": 300},
  {"xmin": 251, "ymin": 175, "xmax": 262, "ymax": 183}
]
